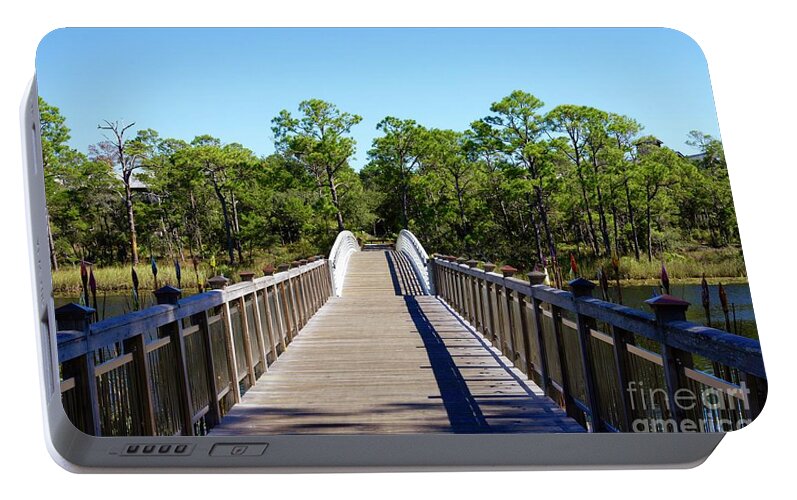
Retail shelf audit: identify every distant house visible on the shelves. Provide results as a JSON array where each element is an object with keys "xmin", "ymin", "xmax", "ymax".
[
  {"xmin": 677, "ymin": 151, "xmax": 707, "ymax": 162},
  {"xmin": 114, "ymin": 171, "xmax": 149, "ymax": 192},
  {"xmin": 114, "ymin": 172, "xmax": 159, "ymax": 203}
]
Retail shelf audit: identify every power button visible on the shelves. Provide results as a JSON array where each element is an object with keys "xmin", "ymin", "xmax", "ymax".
[{"xmin": 209, "ymin": 443, "xmax": 269, "ymax": 457}]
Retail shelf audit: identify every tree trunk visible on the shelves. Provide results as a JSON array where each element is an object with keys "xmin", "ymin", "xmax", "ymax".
[
  {"xmin": 454, "ymin": 175, "xmax": 468, "ymax": 247},
  {"xmin": 595, "ymin": 183, "xmax": 613, "ymax": 257},
  {"xmin": 211, "ymin": 179, "xmax": 235, "ymax": 265},
  {"xmin": 526, "ymin": 191, "xmax": 544, "ymax": 266},
  {"xmin": 624, "ymin": 179, "xmax": 641, "ymax": 261},
  {"xmin": 231, "ymin": 191, "xmax": 244, "ymax": 263},
  {"xmin": 326, "ymin": 168, "xmax": 345, "ymax": 232},
  {"xmin": 401, "ymin": 178, "xmax": 410, "ymax": 229},
  {"xmin": 47, "ymin": 215, "xmax": 58, "ymax": 271},
  {"xmin": 189, "ymin": 191, "xmax": 205, "ymax": 258},
  {"xmin": 576, "ymin": 168, "xmax": 600, "ymax": 255},
  {"xmin": 534, "ymin": 185, "xmax": 558, "ymax": 269},
  {"xmin": 124, "ymin": 182, "xmax": 139, "ymax": 264},
  {"xmin": 611, "ymin": 204, "xmax": 621, "ymax": 257}
]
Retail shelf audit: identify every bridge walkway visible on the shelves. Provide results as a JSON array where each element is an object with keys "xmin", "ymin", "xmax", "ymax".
[{"xmin": 210, "ymin": 250, "xmax": 583, "ymax": 434}]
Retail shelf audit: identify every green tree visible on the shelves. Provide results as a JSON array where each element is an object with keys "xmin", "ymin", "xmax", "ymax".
[
  {"xmin": 367, "ymin": 117, "xmax": 427, "ymax": 229},
  {"xmin": 38, "ymin": 97, "xmax": 75, "ymax": 270},
  {"xmin": 92, "ymin": 121, "xmax": 152, "ymax": 264},
  {"xmin": 272, "ymin": 99, "xmax": 362, "ymax": 233},
  {"xmin": 474, "ymin": 91, "xmax": 559, "ymax": 273}
]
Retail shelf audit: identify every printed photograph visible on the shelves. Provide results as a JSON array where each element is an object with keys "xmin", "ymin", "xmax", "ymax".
[{"xmin": 37, "ymin": 28, "xmax": 766, "ymax": 437}]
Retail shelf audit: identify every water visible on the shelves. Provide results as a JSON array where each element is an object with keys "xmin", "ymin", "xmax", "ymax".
[
  {"xmin": 607, "ymin": 282, "xmax": 757, "ymax": 339},
  {"xmin": 54, "ymin": 289, "xmax": 201, "ymax": 320}
]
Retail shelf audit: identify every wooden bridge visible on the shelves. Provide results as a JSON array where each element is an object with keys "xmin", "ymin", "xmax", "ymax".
[{"xmin": 54, "ymin": 230, "xmax": 767, "ymax": 437}]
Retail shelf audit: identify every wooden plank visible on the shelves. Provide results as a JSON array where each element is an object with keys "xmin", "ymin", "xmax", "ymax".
[{"xmin": 94, "ymin": 352, "xmax": 134, "ymax": 377}]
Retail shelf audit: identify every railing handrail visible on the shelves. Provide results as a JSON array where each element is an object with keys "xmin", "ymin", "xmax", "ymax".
[
  {"xmin": 328, "ymin": 230, "xmax": 360, "ymax": 296},
  {"xmin": 56, "ymin": 257, "xmax": 334, "ymax": 436},
  {"xmin": 433, "ymin": 257, "xmax": 764, "ymax": 377},
  {"xmin": 57, "ymin": 259, "xmax": 327, "ymax": 363},
  {"xmin": 395, "ymin": 229, "xmax": 430, "ymax": 294}
]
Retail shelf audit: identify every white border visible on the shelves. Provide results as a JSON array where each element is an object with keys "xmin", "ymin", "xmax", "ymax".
[{"xmin": 1, "ymin": 0, "xmax": 792, "ymax": 493}]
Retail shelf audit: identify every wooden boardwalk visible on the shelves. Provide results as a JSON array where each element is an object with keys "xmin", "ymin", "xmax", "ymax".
[{"xmin": 210, "ymin": 250, "xmax": 583, "ymax": 434}]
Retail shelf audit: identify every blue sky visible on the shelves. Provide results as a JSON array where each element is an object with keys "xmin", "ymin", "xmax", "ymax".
[{"xmin": 36, "ymin": 28, "xmax": 720, "ymax": 168}]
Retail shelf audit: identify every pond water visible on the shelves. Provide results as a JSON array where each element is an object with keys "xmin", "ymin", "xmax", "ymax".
[
  {"xmin": 54, "ymin": 289, "xmax": 200, "ymax": 320},
  {"xmin": 612, "ymin": 282, "xmax": 756, "ymax": 339}
]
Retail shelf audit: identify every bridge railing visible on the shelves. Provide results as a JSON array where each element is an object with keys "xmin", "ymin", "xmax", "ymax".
[
  {"xmin": 328, "ymin": 230, "xmax": 360, "ymax": 296},
  {"xmin": 395, "ymin": 229, "xmax": 431, "ymax": 294},
  {"xmin": 55, "ymin": 257, "xmax": 333, "ymax": 436},
  {"xmin": 430, "ymin": 256, "xmax": 767, "ymax": 433}
]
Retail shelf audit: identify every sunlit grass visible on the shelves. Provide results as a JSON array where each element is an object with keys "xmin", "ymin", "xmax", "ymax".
[
  {"xmin": 580, "ymin": 246, "xmax": 747, "ymax": 282},
  {"xmin": 51, "ymin": 246, "xmax": 322, "ymax": 293}
]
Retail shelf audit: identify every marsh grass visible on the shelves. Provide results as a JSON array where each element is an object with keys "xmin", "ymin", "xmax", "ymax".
[
  {"xmin": 489, "ymin": 246, "xmax": 747, "ymax": 284},
  {"xmin": 592, "ymin": 247, "xmax": 748, "ymax": 281},
  {"xmin": 51, "ymin": 245, "xmax": 320, "ymax": 293}
]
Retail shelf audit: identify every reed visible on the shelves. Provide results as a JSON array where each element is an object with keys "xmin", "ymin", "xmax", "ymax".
[{"xmin": 51, "ymin": 246, "xmax": 319, "ymax": 293}]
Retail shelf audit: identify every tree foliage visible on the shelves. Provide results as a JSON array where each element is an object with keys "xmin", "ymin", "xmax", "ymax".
[{"xmin": 40, "ymin": 91, "xmax": 741, "ymax": 284}]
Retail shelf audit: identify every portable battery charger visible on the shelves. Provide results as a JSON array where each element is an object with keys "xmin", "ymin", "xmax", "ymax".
[{"xmin": 23, "ymin": 27, "xmax": 766, "ymax": 471}]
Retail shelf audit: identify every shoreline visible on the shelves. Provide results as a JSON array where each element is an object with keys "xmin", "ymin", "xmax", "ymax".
[{"xmin": 52, "ymin": 276, "xmax": 749, "ymax": 296}]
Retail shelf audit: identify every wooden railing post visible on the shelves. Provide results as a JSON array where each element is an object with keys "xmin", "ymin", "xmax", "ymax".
[
  {"xmin": 427, "ymin": 257, "xmax": 437, "ymax": 296},
  {"xmin": 483, "ymin": 262, "xmax": 498, "ymax": 344},
  {"xmin": 261, "ymin": 265, "xmax": 280, "ymax": 358},
  {"xmin": 56, "ymin": 303, "xmax": 101, "ymax": 436},
  {"xmin": 466, "ymin": 260, "xmax": 480, "ymax": 327},
  {"xmin": 550, "ymin": 303, "xmax": 580, "ymax": 425},
  {"xmin": 458, "ymin": 258, "xmax": 469, "ymax": 319},
  {"xmin": 569, "ymin": 277, "xmax": 604, "ymax": 432},
  {"xmin": 308, "ymin": 258, "xmax": 320, "ymax": 312},
  {"xmin": 322, "ymin": 258, "xmax": 332, "ymax": 299},
  {"xmin": 447, "ymin": 257, "xmax": 457, "ymax": 304},
  {"xmin": 277, "ymin": 264, "xmax": 296, "ymax": 343},
  {"xmin": 645, "ymin": 294, "xmax": 694, "ymax": 431},
  {"xmin": 270, "ymin": 271, "xmax": 288, "ymax": 351},
  {"xmin": 475, "ymin": 262, "xmax": 486, "ymax": 331},
  {"xmin": 250, "ymin": 284, "xmax": 270, "ymax": 372},
  {"xmin": 291, "ymin": 260, "xmax": 307, "ymax": 328},
  {"xmin": 427, "ymin": 256, "xmax": 437, "ymax": 295},
  {"xmin": 237, "ymin": 296, "xmax": 257, "ymax": 385},
  {"xmin": 501, "ymin": 265, "xmax": 519, "ymax": 365},
  {"xmin": 455, "ymin": 257, "xmax": 467, "ymax": 315},
  {"xmin": 209, "ymin": 275, "xmax": 241, "ymax": 404},
  {"xmin": 610, "ymin": 324, "xmax": 636, "ymax": 432},
  {"xmin": 527, "ymin": 271, "xmax": 550, "ymax": 395},
  {"xmin": 238, "ymin": 272, "xmax": 260, "ymax": 381},
  {"xmin": 440, "ymin": 258, "xmax": 450, "ymax": 301},
  {"xmin": 199, "ymin": 310, "xmax": 222, "ymax": 427},
  {"xmin": 154, "ymin": 285, "xmax": 195, "ymax": 436},
  {"xmin": 124, "ymin": 331, "xmax": 157, "ymax": 435}
]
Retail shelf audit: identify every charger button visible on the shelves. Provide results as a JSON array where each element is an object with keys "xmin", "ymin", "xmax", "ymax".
[{"xmin": 209, "ymin": 443, "xmax": 269, "ymax": 457}]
